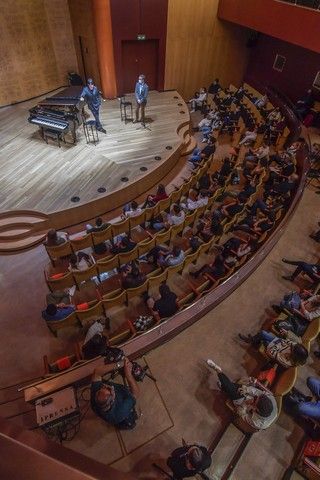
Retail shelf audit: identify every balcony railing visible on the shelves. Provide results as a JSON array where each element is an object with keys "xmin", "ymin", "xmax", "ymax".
[{"xmin": 277, "ymin": 0, "xmax": 320, "ymax": 10}]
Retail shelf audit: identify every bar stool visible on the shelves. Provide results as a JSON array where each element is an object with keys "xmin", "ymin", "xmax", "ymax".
[
  {"xmin": 120, "ymin": 95, "xmax": 133, "ymax": 124},
  {"xmin": 82, "ymin": 119, "xmax": 99, "ymax": 145}
]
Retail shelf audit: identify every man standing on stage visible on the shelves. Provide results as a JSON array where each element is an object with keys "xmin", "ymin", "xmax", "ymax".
[
  {"xmin": 134, "ymin": 74, "xmax": 149, "ymax": 124},
  {"xmin": 80, "ymin": 78, "xmax": 106, "ymax": 134}
]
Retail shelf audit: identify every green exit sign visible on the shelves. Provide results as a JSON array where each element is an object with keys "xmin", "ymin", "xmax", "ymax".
[{"xmin": 137, "ymin": 34, "xmax": 146, "ymax": 41}]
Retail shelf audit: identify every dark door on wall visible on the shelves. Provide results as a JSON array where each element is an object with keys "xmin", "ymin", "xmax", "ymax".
[{"xmin": 121, "ymin": 39, "xmax": 158, "ymax": 94}]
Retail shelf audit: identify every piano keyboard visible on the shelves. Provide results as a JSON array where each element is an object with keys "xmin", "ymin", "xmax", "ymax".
[{"xmin": 28, "ymin": 114, "xmax": 69, "ymax": 132}]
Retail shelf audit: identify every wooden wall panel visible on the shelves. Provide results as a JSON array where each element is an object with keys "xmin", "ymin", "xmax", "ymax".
[
  {"xmin": 68, "ymin": 0, "xmax": 101, "ymax": 86},
  {"xmin": 0, "ymin": 0, "xmax": 78, "ymax": 106},
  {"xmin": 164, "ymin": 0, "xmax": 251, "ymax": 99},
  {"xmin": 44, "ymin": 0, "xmax": 78, "ymax": 83}
]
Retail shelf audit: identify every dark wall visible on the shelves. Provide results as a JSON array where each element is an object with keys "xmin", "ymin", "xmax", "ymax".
[
  {"xmin": 110, "ymin": 0, "xmax": 168, "ymax": 94},
  {"xmin": 245, "ymin": 34, "xmax": 320, "ymax": 102}
]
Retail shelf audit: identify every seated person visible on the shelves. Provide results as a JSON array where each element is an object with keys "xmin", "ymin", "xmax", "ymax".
[
  {"xmin": 251, "ymin": 213, "xmax": 275, "ymax": 236},
  {"xmin": 158, "ymin": 245, "xmax": 185, "ymax": 267},
  {"xmin": 46, "ymin": 289, "xmax": 71, "ymax": 306},
  {"xmin": 122, "ymin": 201, "xmax": 142, "ymax": 218},
  {"xmin": 198, "ymin": 114, "xmax": 212, "ymax": 130},
  {"xmin": 44, "ymin": 228, "xmax": 68, "ymax": 246},
  {"xmin": 238, "ymin": 127, "xmax": 257, "ymax": 146},
  {"xmin": 197, "ymin": 173, "xmax": 212, "ymax": 193},
  {"xmin": 196, "ymin": 211, "xmax": 212, "ymax": 242},
  {"xmin": 269, "ymin": 173, "xmax": 298, "ymax": 196},
  {"xmin": 111, "ymin": 235, "xmax": 136, "ymax": 254},
  {"xmin": 206, "ymin": 359, "xmax": 278, "ymax": 430},
  {"xmin": 189, "ymin": 87, "xmax": 207, "ymax": 112},
  {"xmin": 232, "ymin": 214, "xmax": 256, "ymax": 233},
  {"xmin": 288, "ymin": 376, "xmax": 320, "ymax": 420},
  {"xmin": 239, "ymin": 330, "xmax": 308, "ymax": 368},
  {"xmin": 281, "ymin": 258, "xmax": 320, "ymax": 283},
  {"xmin": 188, "ymin": 147, "xmax": 202, "ymax": 166},
  {"xmin": 151, "ymin": 204, "xmax": 185, "ymax": 231},
  {"xmin": 167, "ymin": 204, "xmax": 185, "ymax": 226},
  {"xmin": 147, "ymin": 283, "xmax": 178, "ymax": 319},
  {"xmin": 167, "ymin": 444, "xmax": 211, "ymax": 480},
  {"xmin": 82, "ymin": 318, "xmax": 109, "ymax": 360},
  {"xmin": 255, "ymin": 94, "xmax": 268, "ymax": 108},
  {"xmin": 200, "ymin": 136, "xmax": 216, "ymax": 160},
  {"xmin": 197, "ymin": 191, "xmax": 209, "ymax": 207},
  {"xmin": 86, "ymin": 217, "xmax": 110, "ymax": 255},
  {"xmin": 143, "ymin": 184, "xmax": 168, "ymax": 208},
  {"xmin": 220, "ymin": 195, "xmax": 245, "ymax": 219},
  {"xmin": 42, "ymin": 303, "xmax": 75, "ymax": 321},
  {"xmin": 83, "ymin": 333, "xmax": 108, "ymax": 360},
  {"xmin": 181, "ymin": 189, "xmax": 202, "ymax": 211},
  {"xmin": 267, "ymin": 107, "xmax": 281, "ymax": 124},
  {"xmin": 91, "ymin": 358, "xmax": 139, "ymax": 429},
  {"xmin": 191, "ymin": 248, "xmax": 227, "ymax": 279},
  {"xmin": 68, "ymin": 252, "xmax": 94, "ymax": 272},
  {"xmin": 208, "ymin": 78, "xmax": 221, "ymax": 95},
  {"xmin": 86, "ymin": 217, "xmax": 110, "ymax": 233},
  {"xmin": 219, "ymin": 158, "xmax": 233, "ymax": 178},
  {"xmin": 295, "ymin": 89, "xmax": 314, "ymax": 118},
  {"xmin": 121, "ymin": 261, "xmax": 146, "ymax": 289}
]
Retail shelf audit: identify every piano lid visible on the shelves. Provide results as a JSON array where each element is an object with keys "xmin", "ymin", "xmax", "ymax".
[{"xmin": 38, "ymin": 86, "xmax": 83, "ymax": 107}]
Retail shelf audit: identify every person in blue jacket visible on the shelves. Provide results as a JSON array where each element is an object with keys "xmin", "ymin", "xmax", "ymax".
[
  {"xmin": 134, "ymin": 74, "xmax": 149, "ymax": 124},
  {"xmin": 80, "ymin": 78, "xmax": 106, "ymax": 134}
]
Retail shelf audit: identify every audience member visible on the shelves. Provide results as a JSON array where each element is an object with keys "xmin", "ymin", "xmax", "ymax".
[
  {"xmin": 238, "ymin": 127, "xmax": 257, "ymax": 146},
  {"xmin": 122, "ymin": 201, "xmax": 142, "ymax": 218},
  {"xmin": 208, "ymin": 78, "xmax": 221, "ymax": 95},
  {"xmin": 281, "ymin": 258, "xmax": 320, "ymax": 283},
  {"xmin": 147, "ymin": 283, "xmax": 178, "ymax": 318},
  {"xmin": 45, "ymin": 229, "xmax": 68, "ymax": 246},
  {"xmin": 143, "ymin": 184, "xmax": 168, "ymax": 208},
  {"xmin": 289, "ymin": 376, "xmax": 320, "ymax": 420},
  {"xmin": 189, "ymin": 87, "xmax": 207, "ymax": 112},
  {"xmin": 206, "ymin": 359, "xmax": 278, "ymax": 430},
  {"xmin": 69, "ymin": 252, "xmax": 94, "ymax": 272},
  {"xmin": 238, "ymin": 330, "xmax": 308, "ymax": 368},
  {"xmin": 42, "ymin": 303, "xmax": 75, "ymax": 321},
  {"xmin": 121, "ymin": 261, "xmax": 146, "ymax": 289},
  {"xmin": 166, "ymin": 444, "xmax": 211, "ymax": 479},
  {"xmin": 86, "ymin": 217, "xmax": 110, "ymax": 255},
  {"xmin": 112, "ymin": 235, "xmax": 136, "ymax": 254}
]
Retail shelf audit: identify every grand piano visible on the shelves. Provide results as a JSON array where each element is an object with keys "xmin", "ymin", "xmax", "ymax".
[{"xmin": 28, "ymin": 86, "xmax": 83, "ymax": 145}]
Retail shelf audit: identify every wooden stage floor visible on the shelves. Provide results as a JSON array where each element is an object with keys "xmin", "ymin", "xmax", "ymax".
[{"xmin": 0, "ymin": 90, "xmax": 188, "ymax": 214}]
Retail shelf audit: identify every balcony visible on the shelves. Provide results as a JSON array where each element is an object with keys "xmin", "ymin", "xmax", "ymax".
[{"xmin": 218, "ymin": 0, "xmax": 320, "ymax": 53}]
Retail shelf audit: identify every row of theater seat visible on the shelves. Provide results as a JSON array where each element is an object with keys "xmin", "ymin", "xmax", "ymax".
[{"xmin": 44, "ymin": 153, "xmax": 285, "ymax": 340}]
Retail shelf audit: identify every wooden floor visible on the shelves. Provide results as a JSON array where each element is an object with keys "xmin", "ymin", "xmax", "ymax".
[{"xmin": 0, "ymin": 90, "xmax": 188, "ymax": 214}]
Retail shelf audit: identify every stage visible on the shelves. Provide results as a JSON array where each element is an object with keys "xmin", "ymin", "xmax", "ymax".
[{"xmin": 0, "ymin": 90, "xmax": 191, "ymax": 224}]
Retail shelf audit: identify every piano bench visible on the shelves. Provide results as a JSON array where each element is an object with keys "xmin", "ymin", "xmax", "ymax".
[{"xmin": 43, "ymin": 128, "xmax": 65, "ymax": 148}]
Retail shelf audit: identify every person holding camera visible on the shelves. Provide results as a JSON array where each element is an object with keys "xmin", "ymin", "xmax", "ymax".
[{"xmin": 90, "ymin": 358, "xmax": 139, "ymax": 430}]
